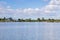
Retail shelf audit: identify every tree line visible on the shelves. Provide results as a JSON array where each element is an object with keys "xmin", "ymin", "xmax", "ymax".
[{"xmin": 0, "ymin": 17, "xmax": 60, "ymax": 22}]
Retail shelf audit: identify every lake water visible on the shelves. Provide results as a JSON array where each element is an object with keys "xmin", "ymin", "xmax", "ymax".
[{"xmin": 0, "ymin": 22, "xmax": 60, "ymax": 40}]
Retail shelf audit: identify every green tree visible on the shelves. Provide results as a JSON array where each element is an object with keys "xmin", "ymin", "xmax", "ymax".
[
  {"xmin": 8, "ymin": 17, "xmax": 13, "ymax": 21},
  {"xmin": 3, "ymin": 17, "xmax": 6, "ymax": 20},
  {"xmin": 37, "ymin": 18, "xmax": 41, "ymax": 22},
  {"xmin": 28, "ymin": 18, "xmax": 31, "ymax": 22},
  {"xmin": 25, "ymin": 18, "xmax": 31, "ymax": 22},
  {"xmin": 0, "ymin": 18, "xmax": 2, "ymax": 21},
  {"xmin": 51, "ymin": 19, "xmax": 54, "ymax": 22},
  {"xmin": 18, "ymin": 19, "xmax": 21, "ymax": 22},
  {"xmin": 42, "ymin": 17, "xmax": 45, "ymax": 21}
]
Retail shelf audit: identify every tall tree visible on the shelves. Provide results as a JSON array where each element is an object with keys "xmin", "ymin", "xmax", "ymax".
[
  {"xmin": 8, "ymin": 17, "xmax": 13, "ymax": 21},
  {"xmin": 42, "ymin": 17, "xmax": 45, "ymax": 21},
  {"xmin": 18, "ymin": 19, "xmax": 21, "ymax": 22},
  {"xmin": 37, "ymin": 18, "xmax": 41, "ymax": 22}
]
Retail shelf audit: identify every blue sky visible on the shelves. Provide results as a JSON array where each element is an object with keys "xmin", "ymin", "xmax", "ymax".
[
  {"xmin": 0, "ymin": 0, "xmax": 50, "ymax": 8},
  {"xmin": 0, "ymin": 0, "xmax": 60, "ymax": 19}
]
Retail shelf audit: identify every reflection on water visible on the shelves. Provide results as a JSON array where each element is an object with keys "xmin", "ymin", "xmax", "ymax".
[{"xmin": 0, "ymin": 22, "xmax": 60, "ymax": 40}]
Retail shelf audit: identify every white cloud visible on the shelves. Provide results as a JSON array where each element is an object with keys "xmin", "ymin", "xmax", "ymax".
[
  {"xmin": 41, "ymin": 0, "xmax": 60, "ymax": 14},
  {"xmin": 0, "ymin": 0, "xmax": 60, "ymax": 18}
]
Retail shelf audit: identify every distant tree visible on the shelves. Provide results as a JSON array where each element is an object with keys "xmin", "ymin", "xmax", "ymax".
[
  {"xmin": 0, "ymin": 18, "xmax": 1, "ymax": 21},
  {"xmin": 25, "ymin": 18, "xmax": 32, "ymax": 22},
  {"xmin": 48, "ymin": 18, "xmax": 51, "ymax": 20},
  {"xmin": 51, "ymin": 19, "xmax": 54, "ymax": 22},
  {"xmin": 37, "ymin": 18, "xmax": 41, "ymax": 22},
  {"xmin": 48, "ymin": 18, "xmax": 51, "ymax": 22},
  {"xmin": 18, "ymin": 19, "xmax": 25, "ymax": 22},
  {"xmin": 8, "ymin": 17, "xmax": 13, "ymax": 21},
  {"xmin": 21, "ymin": 19, "xmax": 25, "ymax": 22},
  {"xmin": 3, "ymin": 17, "xmax": 6, "ymax": 20},
  {"xmin": 28, "ymin": 18, "xmax": 31, "ymax": 22},
  {"xmin": 48, "ymin": 18, "xmax": 54, "ymax": 22},
  {"xmin": 18, "ymin": 19, "xmax": 21, "ymax": 22},
  {"xmin": 42, "ymin": 17, "xmax": 45, "ymax": 21}
]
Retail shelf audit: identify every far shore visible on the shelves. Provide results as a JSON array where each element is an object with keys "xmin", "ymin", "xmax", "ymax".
[{"xmin": 0, "ymin": 17, "xmax": 60, "ymax": 22}]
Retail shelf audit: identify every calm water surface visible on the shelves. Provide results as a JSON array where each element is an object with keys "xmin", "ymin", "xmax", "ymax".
[{"xmin": 0, "ymin": 22, "xmax": 60, "ymax": 40}]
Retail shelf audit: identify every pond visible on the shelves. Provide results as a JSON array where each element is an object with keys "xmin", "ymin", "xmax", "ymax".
[{"xmin": 0, "ymin": 22, "xmax": 60, "ymax": 40}]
